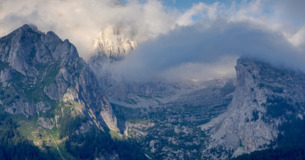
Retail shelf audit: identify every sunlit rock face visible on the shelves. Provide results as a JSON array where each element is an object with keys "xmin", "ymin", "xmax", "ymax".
[{"xmin": 93, "ymin": 25, "xmax": 137, "ymax": 59}]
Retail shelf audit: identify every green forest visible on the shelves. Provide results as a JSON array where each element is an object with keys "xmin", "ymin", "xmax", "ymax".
[{"xmin": 0, "ymin": 112, "xmax": 53, "ymax": 160}]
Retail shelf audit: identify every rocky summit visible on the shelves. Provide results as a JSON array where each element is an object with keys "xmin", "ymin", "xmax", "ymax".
[
  {"xmin": 1, "ymin": 24, "xmax": 305, "ymax": 160},
  {"xmin": 93, "ymin": 25, "xmax": 137, "ymax": 60},
  {"xmin": 0, "ymin": 24, "xmax": 117, "ymax": 130}
]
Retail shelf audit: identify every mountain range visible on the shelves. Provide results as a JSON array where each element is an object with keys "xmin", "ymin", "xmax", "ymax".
[{"xmin": 0, "ymin": 24, "xmax": 305, "ymax": 160}]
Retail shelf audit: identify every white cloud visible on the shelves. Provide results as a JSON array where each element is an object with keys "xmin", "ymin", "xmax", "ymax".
[
  {"xmin": 176, "ymin": 2, "xmax": 219, "ymax": 26},
  {"xmin": 284, "ymin": 26, "xmax": 305, "ymax": 47}
]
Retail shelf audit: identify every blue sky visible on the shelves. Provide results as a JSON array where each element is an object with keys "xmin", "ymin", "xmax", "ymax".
[
  {"xmin": 160, "ymin": 0, "xmax": 231, "ymax": 10},
  {"xmin": 118, "ymin": 0, "xmax": 235, "ymax": 10}
]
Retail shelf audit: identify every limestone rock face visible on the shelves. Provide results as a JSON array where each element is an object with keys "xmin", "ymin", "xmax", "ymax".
[
  {"xmin": 201, "ymin": 57, "xmax": 305, "ymax": 159},
  {"xmin": 93, "ymin": 25, "xmax": 137, "ymax": 59},
  {"xmin": 0, "ymin": 24, "xmax": 118, "ymax": 131}
]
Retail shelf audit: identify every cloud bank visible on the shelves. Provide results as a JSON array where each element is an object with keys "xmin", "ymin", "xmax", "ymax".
[
  {"xmin": 110, "ymin": 19, "xmax": 305, "ymax": 81},
  {"xmin": 107, "ymin": 0, "xmax": 305, "ymax": 81}
]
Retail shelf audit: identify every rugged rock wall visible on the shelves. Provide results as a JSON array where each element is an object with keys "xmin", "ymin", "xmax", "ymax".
[{"xmin": 201, "ymin": 57, "xmax": 305, "ymax": 159}]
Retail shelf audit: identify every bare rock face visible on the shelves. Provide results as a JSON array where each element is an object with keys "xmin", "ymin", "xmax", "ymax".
[
  {"xmin": 201, "ymin": 57, "xmax": 305, "ymax": 159},
  {"xmin": 0, "ymin": 24, "xmax": 118, "ymax": 131},
  {"xmin": 93, "ymin": 25, "xmax": 137, "ymax": 59}
]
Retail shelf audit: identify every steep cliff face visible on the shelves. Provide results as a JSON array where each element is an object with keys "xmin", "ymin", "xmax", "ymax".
[
  {"xmin": 201, "ymin": 57, "xmax": 305, "ymax": 159},
  {"xmin": 0, "ymin": 24, "xmax": 118, "ymax": 131}
]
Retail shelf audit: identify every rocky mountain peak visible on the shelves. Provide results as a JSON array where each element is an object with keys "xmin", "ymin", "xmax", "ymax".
[
  {"xmin": 93, "ymin": 25, "xmax": 137, "ymax": 59},
  {"xmin": 0, "ymin": 24, "xmax": 80, "ymax": 76},
  {"xmin": 14, "ymin": 24, "xmax": 41, "ymax": 34},
  {"xmin": 0, "ymin": 24, "xmax": 118, "ymax": 131}
]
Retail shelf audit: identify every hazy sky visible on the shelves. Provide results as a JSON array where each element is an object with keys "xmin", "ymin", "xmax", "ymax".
[{"xmin": 0, "ymin": 0, "xmax": 305, "ymax": 81}]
